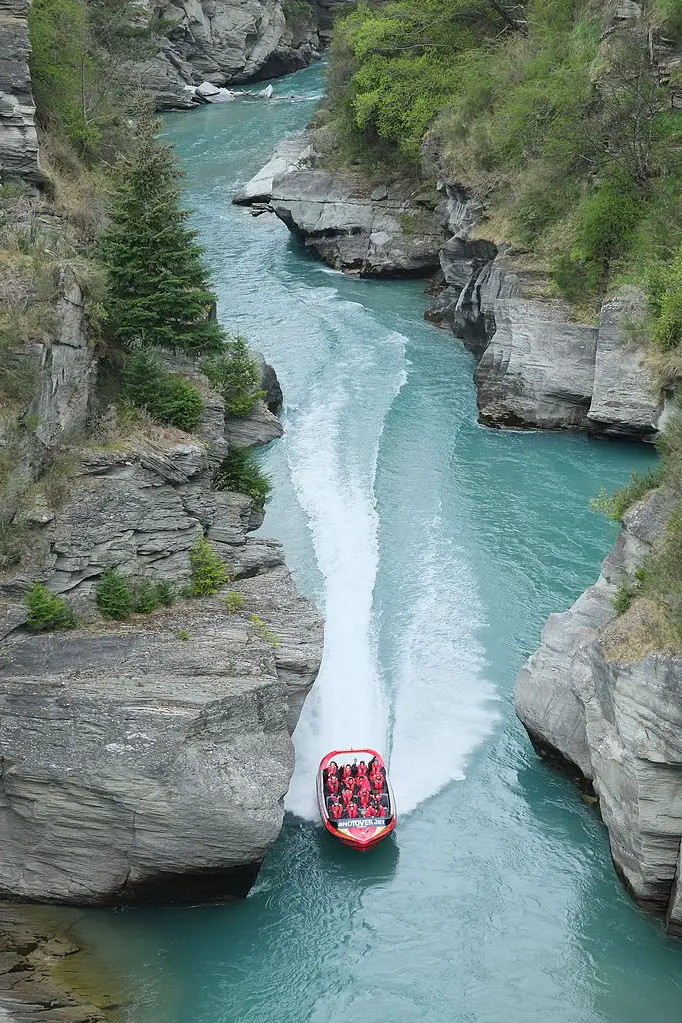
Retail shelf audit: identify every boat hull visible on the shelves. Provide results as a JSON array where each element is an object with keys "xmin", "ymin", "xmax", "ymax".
[{"xmin": 317, "ymin": 748, "xmax": 396, "ymax": 850}]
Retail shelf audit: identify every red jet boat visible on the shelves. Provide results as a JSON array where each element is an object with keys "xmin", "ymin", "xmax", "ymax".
[{"xmin": 317, "ymin": 748, "xmax": 396, "ymax": 849}]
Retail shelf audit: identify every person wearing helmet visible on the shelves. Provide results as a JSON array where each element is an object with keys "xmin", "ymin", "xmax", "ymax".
[
  {"xmin": 330, "ymin": 796, "xmax": 343, "ymax": 820},
  {"xmin": 326, "ymin": 773, "xmax": 339, "ymax": 797},
  {"xmin": 347, "ymin": 800, "xmax": 359, "ymax": 819}
]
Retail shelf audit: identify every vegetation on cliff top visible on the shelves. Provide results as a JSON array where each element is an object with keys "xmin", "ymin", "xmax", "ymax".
[{"xmin": 327, "ymin": 0, "xmax": 682, "ymax": 325}]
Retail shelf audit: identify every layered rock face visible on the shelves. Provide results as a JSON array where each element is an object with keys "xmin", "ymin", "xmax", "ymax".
[
  {"xmin": 516, "ymin": 489, "xmax": 682, "ymax": 935},
  {"xmin": 134, "ymin": 0, "xmax": 326, "ymax": 109},
  {"xmin": 239, "ymin": 143, "xmax": 663, "ymax": 438},
  {"xmin": 0, "ymin": 276, "xmax": 322, "ymax": 904},
  {"xmin": 0, "ymin": 0, "xmax": 41, "ymax": 184},
  {"xmin": 0, "ymin": 399, "xmax": 322, "ymax": 904},
  {"xmin": 237, "ymin": 137, "xmax": 444, "ymax": 275},
  {"xmin": 430, "ymin": 235, "xmax": 664, "ymax": 439}
]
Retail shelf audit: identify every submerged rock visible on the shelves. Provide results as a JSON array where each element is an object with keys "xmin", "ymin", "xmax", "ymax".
[{"xmin": 515, "ymin": 488, "xmax": 682, "ymax": 933}]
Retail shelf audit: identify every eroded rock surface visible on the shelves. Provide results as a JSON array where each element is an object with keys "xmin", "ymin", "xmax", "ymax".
[
  {"xmin": 0, "ymin": 0, "xmax": 41, "ymax": 184},
  {"xmin": 132, "ymin": 0, "xmax": 324, "ymax": 109},
  {"xmin": 269, "ymin": 166, "xmax": 443, "ymax": 276},
  {"xmin": 516, "ymin": 488, "xmax": 682, "ymax": 933}
]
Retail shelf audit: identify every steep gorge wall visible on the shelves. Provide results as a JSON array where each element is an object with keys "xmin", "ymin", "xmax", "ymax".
[
  {"xmin": 0, "ymin": 0, "xmax": 40, "ymax": 183},
  {"xmin": 515, "ymin": 490, "xmax": 682, "ymax": 937},
  {"xmin": 133, "ymin": 0, "xmax": 341, "ymax": 109}
]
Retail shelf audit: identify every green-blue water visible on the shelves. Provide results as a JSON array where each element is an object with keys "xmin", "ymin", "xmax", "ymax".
[{"xmin": 73, "ymin": 66, "xmax": 682, "ymax": 1021}]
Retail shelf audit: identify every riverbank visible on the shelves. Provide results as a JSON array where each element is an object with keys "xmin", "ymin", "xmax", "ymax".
[{"xmin": 0, "ymin": 903, "xmax": 122, "ymax": 1023}]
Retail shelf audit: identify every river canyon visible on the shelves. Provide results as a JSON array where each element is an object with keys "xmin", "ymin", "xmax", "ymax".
[{"xmin": 22, "ymin": 63, "xmax": 677, "ymax": 1023}]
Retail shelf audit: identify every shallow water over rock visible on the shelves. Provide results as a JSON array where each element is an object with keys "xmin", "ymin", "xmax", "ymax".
[{"xmin": 68, "ymin": 65, "xmax": 682, "ymax": 1022}]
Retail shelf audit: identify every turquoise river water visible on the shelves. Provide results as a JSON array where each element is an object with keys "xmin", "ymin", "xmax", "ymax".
[{"xmin": 71, "ymin": 65, "xmax": 682, "ymax": 1022}]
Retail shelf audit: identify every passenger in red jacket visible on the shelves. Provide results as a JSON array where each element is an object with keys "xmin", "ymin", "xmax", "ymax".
[
  {"xmin": 341, "ymin": 764, "xmax": 353, "ymax": 783},
  {"xmin": 341, "ymin": 787, "xmax": 354, "ymax": 808},
  {"xmin": 347, "ymin": 801, "xmax": 359, "ymax": 819},
  {"xmin": 328, "ymin": 761, "xmax": 338, "ymax": 778},
  {"xmin": 327, "ymin": 774, "xmax": 339, "ymax": 796},
  {"xmin": 357, "ymin": 760, "xmax": 368, "ymax": 777},
  {"xmin": 371, "ymin": 773, "xmax": 385, "ymax": 794},
  {"xmin": 357, "ymin": 775, "xmax": 370, "ymax": 793},
  {"xmin": 371, "ymin": 797, "xmax": 384, "ymax": 817},
  {"xmin": 330, "ymin": 797, "xmax": 343, "ymax": 820},
  {"xmin": 342, "ymin": 773, "xmax": 357, "ymax": 793},
  {"xmin": 358, "ymin": 789, "xmax": 371, "ymax": 811}
]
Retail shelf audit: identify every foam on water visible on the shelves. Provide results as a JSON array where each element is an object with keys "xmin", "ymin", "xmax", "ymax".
[{"xmin": 387, "ymin": 516, "xmax": 499, "ymax": 814}]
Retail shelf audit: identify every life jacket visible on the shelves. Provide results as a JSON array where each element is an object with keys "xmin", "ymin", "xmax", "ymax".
[
  {"xmin": 371, "ymin": 775, "xmax": 385, "ymax": 793},
  {"xmin": 357, "ymin": 763, "xmax": 368, "ymax": 777},
  {"xmin": 342, "ymin": 774, "xmax": 356, "ymax": 791},
  {"xmin": 327, "ymin": 776, "xmax": 339, "ymax": 795},
  {"xmin": 359, "ymin": 790, "xmax": 370, "ymax": 808},
  {"xmin": 357, "ymin": 776, "xmax": 370, "ymax": 792},
  {"xmin": 348, "ymin": 803, "xmax": 359, "ymax": 818},
  {"xmin": 330, "ymin": 801, "xmax": 343, "ymax": 819},
  {"xmin": 341, "ymin": 787, "xmax": 353, "ymax": 805},
  {"xmin": 328, "ymin": 763, "xmax": 338, "ymax": 776},
  {"xmin": 341, "ymin": 765, "xmax": 353, "ymax": 781}
]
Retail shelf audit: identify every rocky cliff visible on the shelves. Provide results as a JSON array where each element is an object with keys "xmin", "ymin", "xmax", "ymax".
[
  {"xmin": 0, "ymin": 0, "xmax": 41, "ymax": 184},
  {"xmin": 0, "ymin": 338, "xmax": 322, "ymax": 904},
  {"xmin": 516, "ymin": 488, "xmax": 682, "ymax": 936},
  {"xmin": 132, "ymin": 0, "xmax": 337, "ymax": 110},
  {"xmin": 236, "ymin": 141, "xmax": 664, "ymax": 440}
]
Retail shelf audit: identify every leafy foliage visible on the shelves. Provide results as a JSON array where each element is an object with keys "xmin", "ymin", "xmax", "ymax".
[
  {"xmin": 220, "ymin": 590, "xmax": 245, "ymax": 613},
  {"xmin": 646, "ymin": 244, "xmax": 682, "ymax": 351},
  {"xmin": 591, "ymin": 468, "xmax": 664, "ymax": 522},
  {"xmin": 100, "ymin": 124, "xmax": 225, "ymax": 354},
  {"xmin": 122, "ymin": 348, "xmax": 204, "ymax": 431},
  {"xmin": 189, "ymin": 536, "xmax": 231, "ymax": 597},
  {"xmin": 212, "ymin": 448, "xmax": 272, "ymax": 508},
  {"xmin": 28, "ymin": 0, "xmax": 153, "ymax": 159},
  {"xmin": 25, "ymin": 581, "xmax": 76, "ymax": 631},
  {"xmin": 200, "ymin": 336, "xmax": 265, "ymax": 417},
  {"xmin": 131, "ymin": 578, "xmax": 176, "ymax": 613}
]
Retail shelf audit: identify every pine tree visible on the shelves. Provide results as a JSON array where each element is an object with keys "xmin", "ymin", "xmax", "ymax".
[{"xmin": 100, "ymin": 122, "xmax": 225, "ymax": 354}]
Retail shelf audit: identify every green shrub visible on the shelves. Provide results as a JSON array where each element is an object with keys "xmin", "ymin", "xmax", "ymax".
[
  {"xmin": 220, "ymin": 590, "xmax": 245, "ymax": 613},
  {"xmin": 646, "ymin": 244, "xmax": 682, "ymax": 350},
  {"xmin": 250, "ymin": 613, "xmax": 280, "ymax": 648},
  {"xmin": 555, "ymin": 178, "xmax": 644, "ymax": 297},
  {"xmin": 199, "ymin": 336, "xmax": 265, "ymax": 417},
  {"xmin": 95, "ymin": 567, "xmax": 133, "ymax": 620},
  {"xmin": 212, "ymin": 448, "xmax": 272, "ymax": 508},
  {"xmin": 591, "ymin": 468, "xmax": 664, "ymax": 522},
  {"xmin": 123, "ymin": 348, "xmax": 204, "ymax": 431},
  {"xmin": 612, "ymin": 581, "xmax": 637, "ymax": 615},
  {"xmin": 25, "ymin": 581, "xmax": 76, "ymax": 631},
  {"xmin": 130, "ymin": 578, "xmax": 175, "ymax": 613},
  {"xmin": 189, "ymin": 536, "xmax": 230, "ymax": 596}
]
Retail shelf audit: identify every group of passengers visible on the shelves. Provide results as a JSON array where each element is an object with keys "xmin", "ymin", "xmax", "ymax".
[{"xmin": 323, "ymin": 759, "xmax": 389, "ymax": 821}]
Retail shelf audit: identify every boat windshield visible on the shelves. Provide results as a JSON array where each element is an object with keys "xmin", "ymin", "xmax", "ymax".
[{"xmin": 322, "ymin": 755, "xmax": 391, "ymax": 821}]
